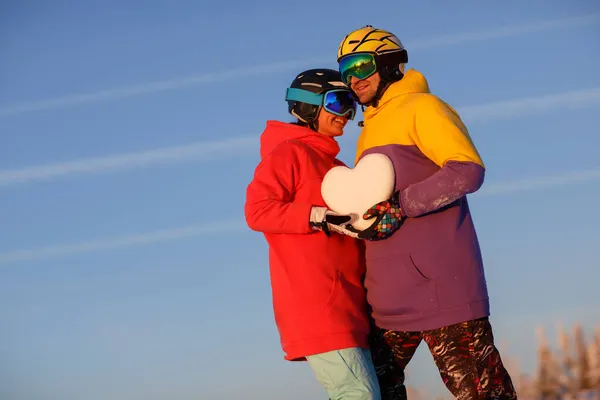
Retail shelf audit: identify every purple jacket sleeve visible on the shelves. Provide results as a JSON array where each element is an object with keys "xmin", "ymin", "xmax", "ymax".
[{"xmin": 399, "ymin": 161, "xmax": 485, "ymax": 218}]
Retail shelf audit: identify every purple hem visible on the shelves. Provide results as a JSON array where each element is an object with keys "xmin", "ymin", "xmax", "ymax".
[{"xmin": 372, "ymin": 299, "xmax": 490, "ymax": 332}]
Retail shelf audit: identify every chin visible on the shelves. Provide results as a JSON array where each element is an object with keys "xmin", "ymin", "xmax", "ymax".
[
  {"xmin": 358, "ymin": 94, "xmax": 373, "ymax": 104},
  {"xmin": 326, "ymin": 130, "xmax": 343, "ymax": 137}
]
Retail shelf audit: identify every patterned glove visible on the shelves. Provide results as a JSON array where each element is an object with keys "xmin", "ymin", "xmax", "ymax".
[
  {"xmin": 310, "ymin": 207, "xmax": 359, "ymax": 239},
  {"xmin": 358, "ymin": 191, "xmax": 405, "ymax": 241}
]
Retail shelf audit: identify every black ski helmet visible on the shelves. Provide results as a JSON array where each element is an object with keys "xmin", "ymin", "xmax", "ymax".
[{"xmin": 285, "ymin": 68, "xmax": 352, "ymax": 131}]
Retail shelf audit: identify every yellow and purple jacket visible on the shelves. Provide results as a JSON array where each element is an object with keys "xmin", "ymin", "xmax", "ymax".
[{"xmin": 356, "ymin": 69, "xmax": 489, "ymax": 332}]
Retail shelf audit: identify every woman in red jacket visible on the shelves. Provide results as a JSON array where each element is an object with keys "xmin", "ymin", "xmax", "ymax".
[{"xmin": 245, "ymin": 69, "xmax": 381, "ymax": 399}]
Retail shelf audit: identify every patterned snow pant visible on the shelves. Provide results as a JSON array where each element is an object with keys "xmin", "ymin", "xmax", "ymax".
[{"xmin": 369, "ymin": 317, "xmax": 518, "ymax": 400}]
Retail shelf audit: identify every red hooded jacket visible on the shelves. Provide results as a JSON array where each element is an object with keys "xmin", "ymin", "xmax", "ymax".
[{"xmin": 244, "ymin": 120, "xmax": 370, "ymax": 361}]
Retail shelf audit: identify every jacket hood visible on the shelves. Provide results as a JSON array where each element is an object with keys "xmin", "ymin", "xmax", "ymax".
[
  {"xmin": 259, "ymin": 120, "xmax": 340, "ymax": 159},
  {"xmin": 365, "ymin": 69, "xmax": 430, "ymax": 117}
]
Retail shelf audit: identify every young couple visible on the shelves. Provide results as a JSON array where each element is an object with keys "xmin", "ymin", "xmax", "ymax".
[{"xmin": 245, "ymin": 25, "xmax": 518, "ymax": 400}]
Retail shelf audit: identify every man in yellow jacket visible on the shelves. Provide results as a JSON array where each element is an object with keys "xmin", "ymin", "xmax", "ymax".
[{"xmin": 335, "ymin": 26, "xmax": 517, "ymax": 399}]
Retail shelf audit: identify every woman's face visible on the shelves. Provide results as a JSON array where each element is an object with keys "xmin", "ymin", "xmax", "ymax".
[{"xmin": 316, "ymin": 108, "xmax": 349, "ymax": 137}]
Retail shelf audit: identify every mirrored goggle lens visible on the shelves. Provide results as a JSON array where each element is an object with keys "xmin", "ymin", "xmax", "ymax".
[
  {"xmin": 324, "ymin": 90, "xmax": 356, "ymax": 120},
  {"xmin": 339, "ymin": 53, "xmax": 377, "ymax": 84}
]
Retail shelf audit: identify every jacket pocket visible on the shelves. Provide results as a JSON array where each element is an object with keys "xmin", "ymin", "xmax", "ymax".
[
  {"xmin": 365, "ymin": 253, "xmax": 439, "ymax": 317},
  {"xmin": 277, "ymin": 271, "xmax": 341, "ymax": 326},
  {"xmin": 322, "ymin": 270, "xmax": 341, "ymax": 311},
  {"xmin": 405, "ymin": 254, "xmax": 437, "ymax": 297}
]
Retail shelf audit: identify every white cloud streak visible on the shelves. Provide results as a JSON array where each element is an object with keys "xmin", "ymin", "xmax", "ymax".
[
  {"xmin": 459, "ymin": 87, "xmax": 600, "ymax": 123},
  {"xmin": 477, "ymin": 167, "xmax": 600, "ymax": 196},
  {"xmin": 0, "ymin": 167, "xmax": 598, "ymax": 265},
  {"xmin": 2, "ymin": 85, "xmax": 599, "ymax": 188},
  {"xmin": 0, "ymin": 13, "xmax": 597, "ymax": 117},
  {"xmin": 0, "ymin": 57, "xmax": 326, "ymax": 117},
  {"xmin": 0, "ymin": 219, "xmax": 247, "ymax": 265},
  {"xmin": 0, "ymin": 136, "xmax": 258, "ymax": 186},
  {"xmin": 407, "ymin": 13, "xmax": 599, "ymax": 50}
]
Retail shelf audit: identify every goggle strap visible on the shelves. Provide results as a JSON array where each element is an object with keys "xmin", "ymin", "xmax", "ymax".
[{"xmin": 285, "ymin": 88, "xmax": 323, "ymax": 106}]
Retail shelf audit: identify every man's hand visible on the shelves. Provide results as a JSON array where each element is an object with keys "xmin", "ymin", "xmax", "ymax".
[
  {"xmin": 358, "ymin": 191, "xmax": 405, "ymax": 240},
  {"xmin": 310, "ymin": 207, "xmax": 359, "ymax": 239}
]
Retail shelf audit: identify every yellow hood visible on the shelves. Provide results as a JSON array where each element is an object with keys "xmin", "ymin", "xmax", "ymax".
[
  {"xmin": 355, "ymin": 68, "xmax": 484, "ymax": 170},
  {"xmin": 364, "ymin": 69, "xmax": 431, "ymax": 118}
]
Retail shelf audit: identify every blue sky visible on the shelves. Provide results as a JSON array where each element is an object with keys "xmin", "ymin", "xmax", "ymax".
[{"xmin": 1, "ymin": 1, "xmax": 599, "ymax": 399}]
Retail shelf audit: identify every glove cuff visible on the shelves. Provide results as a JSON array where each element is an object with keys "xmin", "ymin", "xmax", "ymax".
[
  {"xmin": 309, "ymin": 206, "xmax": 327, "ymax": 230},
  {"xmin": 393, "ymin": 190, "xmax": 406, "ymax": 218}
]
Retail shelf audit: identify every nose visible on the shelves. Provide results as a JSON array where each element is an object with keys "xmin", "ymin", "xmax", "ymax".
[
  {"xmin": 342, "ymin": 110, "xmax": 354, "ymax": 120},
  {"xmin": 348, "ymin": 75, "xmax": 364, "ymax": 87}
]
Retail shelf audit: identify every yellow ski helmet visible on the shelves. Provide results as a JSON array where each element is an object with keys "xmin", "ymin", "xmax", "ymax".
[
  {"xmin": 337, "ymin": 25, "xmax": 406, "ymax": 61},
  {"xmin": 336, "ymin": 25, "xmax": 408, "ymax": 106}
]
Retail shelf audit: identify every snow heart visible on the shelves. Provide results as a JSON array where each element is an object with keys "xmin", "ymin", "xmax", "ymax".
[{"xmin": 321, "ymin": 153, "xmax": 396, "ymax": 231}]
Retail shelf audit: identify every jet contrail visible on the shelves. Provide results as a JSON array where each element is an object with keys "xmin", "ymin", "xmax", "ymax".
[
  {"xmin": 477, "ymin": 167, "xmax": 600, "ymax": 196},
  {"xmin": 408, "ymin": 13, "xmax": 599, "ymax": 50},
  {"xmin": 1, "ymin": 86, "xmax": 599, "ymax": 188},
  {"xmin": 460, "ymin": 87, "xmax": 600, "ymax": 123},
  {"xmin": 0, "ymin": 136, "xmax": 258, "ymax": 186},
  {"xmin": 0, "ymin": 219, "xmax": 247, "ymax": 265},
  {"xmin": 0, "ymin": 13, "xmax": 597, "ymax": 117},
  {"xmin": 0, "ymin": 167, "xmax": 598, "ymax": 265},
  {"xmin": 0, "ymin": 57, "xmax": 327, "ymax": 117}
]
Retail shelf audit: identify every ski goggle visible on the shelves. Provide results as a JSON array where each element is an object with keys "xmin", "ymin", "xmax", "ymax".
[
  {"xmin": 285, "ymin": 88, "xmax": 357, "ymax": 120},
  {"xmin": 339, "ymin": 53, "xmax": 378, "ymax": 85}
]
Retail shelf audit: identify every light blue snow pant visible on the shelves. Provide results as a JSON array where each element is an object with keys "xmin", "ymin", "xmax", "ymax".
[{"xmin": 306, "ymin": 347, "xmax": 381, "ymax": 400}]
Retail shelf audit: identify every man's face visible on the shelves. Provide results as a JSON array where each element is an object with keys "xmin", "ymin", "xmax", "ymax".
[{"xmin": 349, "ymin": 72, "xmax": 381, "ymax": 105}]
